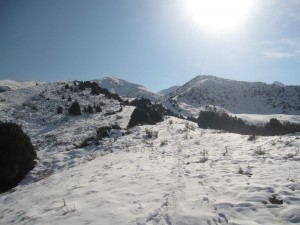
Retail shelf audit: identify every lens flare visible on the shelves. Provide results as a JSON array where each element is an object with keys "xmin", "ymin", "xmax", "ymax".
[{"xmin": 185, "ymin": 0, "xmax": 257, "ymax": 34}]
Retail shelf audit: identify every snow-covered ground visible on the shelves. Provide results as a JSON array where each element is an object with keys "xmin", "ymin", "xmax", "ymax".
[
  {"xmin": 1, "ymin": 117, "xmax": 300, "ymax": 225},
  {"xmin": 1, "ymin": 80, "xmax": 300, "ymax": 225}
]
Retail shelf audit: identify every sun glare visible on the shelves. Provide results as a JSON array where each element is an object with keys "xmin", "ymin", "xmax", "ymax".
[{"xmin": 185, "ymin": 0, "xmax": 257, "ymax": 34}]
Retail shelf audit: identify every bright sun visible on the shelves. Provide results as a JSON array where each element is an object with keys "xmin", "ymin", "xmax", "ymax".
[{"xmin": 185, "ymin": 0, "xmax": 257, "ymax": 34}]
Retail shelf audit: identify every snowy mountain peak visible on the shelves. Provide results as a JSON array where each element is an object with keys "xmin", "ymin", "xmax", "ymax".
[
  {"xmin": 272, "ymin": 81, "xmax": 285, "ymax": 87},
  {"xmin": 188, "ymin": 75, "xmax": 227, "ymax": 84},
  {"xmin": 94, "ymin": 76, "xmax": 162, "ymax": 100},
  {"xmin": 164, "ymin": 75, "xmax": 300, "ymax": 116},
  {"xmin": 104, "ymin": 76, "xmax": 125, "ymax": 85}
]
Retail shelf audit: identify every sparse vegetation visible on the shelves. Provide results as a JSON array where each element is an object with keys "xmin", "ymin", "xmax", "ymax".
[
  {"xmin": 185, "ymin": 122, "xmax": 196, "ymax": 131},
  {"xmin": 22, "ymin": 102, "xmax": 38, "ymax": 111},
  {"xmin": 160, "ymin": 139, "xmax": 168, "ymax": 146},
  {"xmin": 96, "ymin": 126, "xmax": 112, "ymax": 139},
  {"xmin": 0, "ymin": 122, "xmax": 37, "ymax": 193},
  {"xmin": 57, "ymin": 106, "xmax": 63, "ymax": 114},
  {"xmin": 77, "ymin": 136, "xmax": 96, "ymax": 148},
  {"xmin": 68, "ymin": 101, "xmax": 81, "ymax": 116},
  {"xmin": 269, "ymin": 195, "xmax": 283, "ymax": 205},
  {"xmin": 248, "ymin": 135, "xmax": 256, "ymax": 141},
  {"xmin": 78, "ymin": 82, "xmax": 85, "ymax": 91},
  {"xmin": 127, "ymin": 98, "xmax": 183, "ymax": 129},
  {"xmin": 253, "ymin": 147, "xmax": 266, "ymax": 155},
  {"xmin": 83, "ymin": 105, "xmax": 93, "ymax": 114},
  {"xmin": 76, "ymin": 81, "xmax": 124, "ymax": 102},
  {"xmin": 238, "ymin": 166, "xmax": 244, "ymax": 174},
  {"xmin": 61, "ymin": 199, "xmax": 77, "ymax": 215},
  {"xmin": 145, "ymin": 128, "xmax": 158, "ymax": 138},
  {"xmin": 196, "ymin": 150, "xmax": 208, "ymax": 163},
  {"xmin": 116, "ymin": 115, "xmax": 123, "ymax": 120},
  {"xmin": 94, "ymin": 104, "xmax": 102, "ymax": 112},
  {"xmin": 127, "ymin": 108, "xmax": 154, "ymax": 128},
  {"xmin": 237, "ymin": 164, "xmax": 253, "ymax": 177},
  {"xmin": 197, "ymin": 110, "xmax": 300, "ymax": 136}
]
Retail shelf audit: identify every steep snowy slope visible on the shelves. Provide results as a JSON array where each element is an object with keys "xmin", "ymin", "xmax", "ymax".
[
  {"xmin": 94, "ymin": 77, "xmax": 162, "ymax": 100},
  {"xmin": 164, "ymin": 75, "xmax": 300, "ymax": 117}
]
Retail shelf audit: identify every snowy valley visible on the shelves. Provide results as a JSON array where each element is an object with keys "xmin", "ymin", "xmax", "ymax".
[{"xmin": 0, "ymin": 77, "xmax": 300, "ymax": 225}]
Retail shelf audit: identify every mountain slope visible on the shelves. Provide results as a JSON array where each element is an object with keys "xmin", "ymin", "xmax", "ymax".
[
  {"xmin": 164, "ymin": 75, "xmax": 300, "ymax": 117},
  {"xmin": 0, "ymin": 80, "xmax": 134, "ymax": 182},
  {"xmin": 0, "ymin": 78, "xmax": 300, "ymax": 225},
  {"xmin": 94, "ymin": 77, "xmax": 162, "ymax": 100}
]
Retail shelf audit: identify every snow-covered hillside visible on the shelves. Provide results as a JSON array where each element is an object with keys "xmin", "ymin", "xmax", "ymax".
[
  {"xmin": 164, "ymin": 75, "xmax": 300, "ymax": 117},
  {"xmin": 1, "ymin": 115, "xmax": 300, "ymax": 225},
  {"xmin": 94, "ymin": 77, "xmax": 162, "ymax": 101},
  {"xmin": 1, "ymin": 78, "xmax": 300, "ymax": 225},
  {"xmin": 0, "ymin": 80, "xmax": 46, "ymax": 90},
  {"xmin": 93, "ymin": 75, "xmax": 300, "ymax": 118},
  {"xmin": 0, "ymin": 81, "xmax": 134, "ymax": 180}
]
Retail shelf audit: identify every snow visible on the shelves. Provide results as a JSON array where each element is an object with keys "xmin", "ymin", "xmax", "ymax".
[
  {"xmin": 1, "ymin": 79, "xmax": 300, "ymax": 225},
  {"xmin": 94, "ymin": 77, "xmax": 162, "ymax": 101},
  {"xmin": 272, "ymin": 81, "xmax": 285, "ymax": 87},
  {"xmin": 158, "ymin": 86, "xmax": 180, "ymax": 95},
  {"xmin": 81, "ymin": 75, "xmax": 300, "ymax": 118},
  {"xmin": 164, "ymin": 75, "xmax": 300, "ymax": 117},
  {"xmin": 0, "ymin": 80, "xmax": 46, "ymax": 90},
  {"xmin": 1, "ymin": 115, "xmax": 300, "ymax": 224}
]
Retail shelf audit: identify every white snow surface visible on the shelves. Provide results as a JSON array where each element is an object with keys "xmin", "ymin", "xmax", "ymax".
[
  {"xmin": 1, "ymin": 118, "xmax": 300, "ymax": 225},
  {"xmin": 0, "ymin": 80, "xmax": 300, "ymax": 225}
]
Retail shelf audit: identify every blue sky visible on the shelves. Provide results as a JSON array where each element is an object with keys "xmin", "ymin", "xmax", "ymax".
[{"xmin": 1, "ymin": 0, "xmax": 300, "ymax": 92}]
